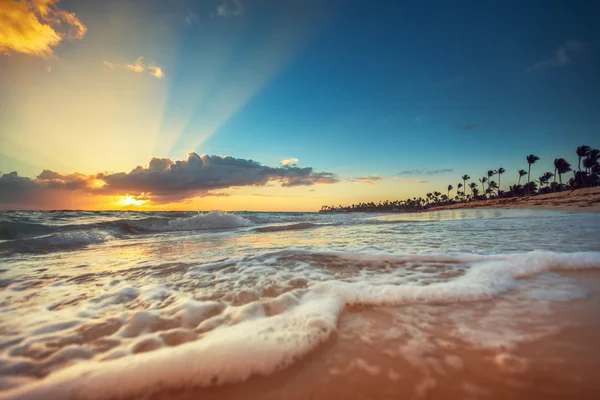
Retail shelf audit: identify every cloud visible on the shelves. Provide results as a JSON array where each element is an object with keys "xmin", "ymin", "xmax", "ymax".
[
  {"xmin": 184, "ymin": 11, "xmax": 199, "ymax": 26},
  {"xmin": 0, "ymin": 153, "xmax": 339, "ymax": 208},
  {"xmin": 125, "ymin": 56, "xmax": 145, "ymax": 73},
  {"xmin": 103, "ymin": 56, "xmax": 165, "ymax": 79},
  {"xmin": 397, "ymin": 169, "xmax": 453, "ymax": 176},
  {"xmin": 528, "ymin": 40, "xmax": 586, "ymax": 71},
  {"xmin": 0, "ymin": 0, "xmax": 87, "ymax": 58},
  {"xmin": 217, "ymin": 0, "xmax": 244, "ymax": 17},
  {"xmin": 280, "ymin": 157, "xmax": 299, "ymax": 167},
  {"xmin": 457, "ymin": 123, "xmax": 478, "ymax": 131},
  {"xmin": 148, "ymin": 65, "xmax": 165, "ymax": 79},
  {"xmin": 346, "ymin": 175, "xmax": 384, "ymax": 185},
  {"xmin": 405, "ymin": 179, "xmax": 428, "ymax": 184}
]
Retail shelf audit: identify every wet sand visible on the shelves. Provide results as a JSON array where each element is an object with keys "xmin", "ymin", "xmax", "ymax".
[
  {"xmin": 153, "ymin": 272, "xmax": 600, "ymax": 400},
  {"xmin": 425, "ymin": 187, "xmax": 600, "ymax": 213}
]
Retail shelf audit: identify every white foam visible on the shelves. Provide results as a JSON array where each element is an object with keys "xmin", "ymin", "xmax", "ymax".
[
  {"xmin": 0, "ymin": 293, "xmax": 343, "ymax": 400},
  {"xmin": 163, "ymin": 211, "xmax": 254, "ymax": 231},
  {"xmin": 2, "ymin": 250, "xmax": 599, "ymax": 398},
  {"xmin": 310, "ymin": 251, "xmax": 600, "ymax": 307}
]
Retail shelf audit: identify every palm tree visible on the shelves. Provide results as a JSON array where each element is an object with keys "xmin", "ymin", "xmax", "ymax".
[
  {"xmin": 447, "ymin": 184, "xmax": 453, "ymax": 199},
  {"xmin": 461, "ymin": 175, "xmax": 470, "ymax": 195},
  {"xmin": 496, "ymin": 167, "xmax": 505, "ymax": 196},
  {"xmin": 488, "ymin": 181, "xmax": 499, "ymax": 196},
  {"xmin": 553, "ymin": 158, "xmax": 572, "ymax": 187},
  {"xmin": 457, "ymin": 183, "xmax": 463, "ymax": 198},
  {"xmin": 539, "ymin": 172, "xmax": 554, "ymax": 190},
  {"xmin": 526, "ymin": 154, "xmax": 540, "ymax": 194},
  {"xmin": 518, "ymin": 169, "xmax": 527, "ymax": 185},
  {"xmin": 487, "ymin": 170, "xmax": 496, "ymax": 189},
  {"xmin": 479, "ymin": 177, "xmax": 488, "ymax": 196},
  {"xmin": 576, "ymin": 145, "xmax": 591, "ymax": 186},
  {"xmin": 584, "ymin": 156, "xmax": 597, "ymax": 174},
  {"xmin": 469, "ymin": 182, "xmax": 477, "ymax": 198}
]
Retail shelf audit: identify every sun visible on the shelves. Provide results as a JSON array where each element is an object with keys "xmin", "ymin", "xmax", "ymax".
[{"xmin": 118, "ymin": 195, "xmax": 148, "ymax": 207}]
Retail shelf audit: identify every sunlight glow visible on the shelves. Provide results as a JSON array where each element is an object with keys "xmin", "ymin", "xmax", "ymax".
[
  {"xmin": 118, "ymin": 195, "xmax": 149, "ymax": 207},
  {"xmin": 90, "ymin": 179, "xmax": 106, "ymax": 188}
]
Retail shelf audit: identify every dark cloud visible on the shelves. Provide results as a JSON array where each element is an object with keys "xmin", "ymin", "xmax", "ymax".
[
  {"xmin": 397, "ymin": 169, "xmax": 453, "ymax": 176},
  {"xmin": 0, "ymin": 170, "xmax": 90, "ymax": 207},
  {"xmin": 0, "ymin": 153, "xmax": 339, "ymax": 208}
]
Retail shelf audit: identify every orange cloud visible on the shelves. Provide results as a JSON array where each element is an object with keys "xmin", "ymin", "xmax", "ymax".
[
  {"xmin": 0, "ymin": 0, "xmax": 86, "ymax": 58},
  {"xmin": 125, "ymin": 56, "xmax": 145, "ymax": 73},
  {"xmin": 103, "ymin": 56, "xmax": 165, "ymax": 79},
  {"xmin": 0, "ymin": 153, "xmax": 339, "ymax": 209},
  {"xmin": 280, "ymin": 157, "xmax": 299, "ymax": 166},
  {"xmin": 147, "ymin": 65, "xmax": 164, "ymax": 79}
]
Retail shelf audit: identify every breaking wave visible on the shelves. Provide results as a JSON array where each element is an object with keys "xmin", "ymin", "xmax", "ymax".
[
  {"xmin": 1, "ymin": 250, "xmax": 599, "ymax": 399},
  {"xmin": 0, "ymin": 231, "xmax": 111, "ymax": 255}
]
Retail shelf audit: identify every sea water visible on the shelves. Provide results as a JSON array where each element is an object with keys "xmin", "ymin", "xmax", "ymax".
[{"xmin": 1, "ymin": 209, "xmax": 599, "ymax": 399}]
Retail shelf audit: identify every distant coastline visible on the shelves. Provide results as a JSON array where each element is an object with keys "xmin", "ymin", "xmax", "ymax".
[
  {"xmin": 321, "ymin": 187, "xmax": 600, "ymax": 214},
  {"xmin": 321, "ymin": 146, "xmax": 600, "ymax": 214},
  {"xmin": 422, "ymin": 187, "xmax": 600, "ymax": 213}
]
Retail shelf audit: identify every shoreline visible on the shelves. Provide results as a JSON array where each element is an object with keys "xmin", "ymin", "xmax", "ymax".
[
  {"xmin": 319, "ymin": 187, "xmax": 600, "ymax": 214},
  {"xmin": 422, "ymin": 187, "xmax": 600, "ymax": 213}
]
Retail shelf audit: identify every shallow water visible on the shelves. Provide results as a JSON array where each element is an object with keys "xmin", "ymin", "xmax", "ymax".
[{"xmin": 0, "ymin": 209, "xmax": 600, "ymax": 399}]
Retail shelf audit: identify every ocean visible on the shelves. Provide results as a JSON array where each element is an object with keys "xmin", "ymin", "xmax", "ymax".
[{"xmin": 1, "ymin": 209, "xmax": 600, "ymax": 399}]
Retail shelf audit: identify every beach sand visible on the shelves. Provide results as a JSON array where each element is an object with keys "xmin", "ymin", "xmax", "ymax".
[
  {"xmin": 424, "ymin": 187, "xmax": 600, "ymax": 213},
  {"xmin": 151, "ymin": 272, "xmax": 600, "ymax": 400},
  {"xmin": 2, "ymin": 211, "xmax": 599, "ymax": 400}
]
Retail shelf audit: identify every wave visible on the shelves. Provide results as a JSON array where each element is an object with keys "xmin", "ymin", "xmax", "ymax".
[
  {"xmin": 0, "ymin": 211, "xmax": 254, "ymax": 242},
  {"xmin": 114, "ymin": 211, "xmax": 254, "ymax": 233},
  {"xmin": 0, "ymin": 221, "xmax": 56, "ymax": 240},
  {"xmin": 0, "ymin": 231, "xmax": 111, "ymax": 255},
  {"xmin": 254, "ymin": 222, "xmax": 320, "ymax": 233},
  {"xmin": 1, "ymin": 212, "xmax": 427, "ymax": 245},
  {"xmin": 2, "ymin": 250, "xmax": 599, "ymax": 399}
]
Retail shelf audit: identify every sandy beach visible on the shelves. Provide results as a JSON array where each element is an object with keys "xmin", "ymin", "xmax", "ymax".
[{"xmin": 424, "ymin": 187, "xmax": 600, "ymax": 213}]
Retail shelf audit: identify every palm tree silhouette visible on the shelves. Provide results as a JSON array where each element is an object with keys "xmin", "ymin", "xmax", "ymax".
[
  {"xmin": 321, "ymin": 146, "xmax": 599, "ymax": 213},
  {"xmin": 584, "ymin": 156, "xmax": 597, "ymax": 174},
  {"xmin": 487, "ymin": 170, "xmax": 496, "ymax": 190},
  {"xmin": 461, "ymin": 175, "xmax": 470, "ymax": 196},
  {"xmin": 496, "ymin": 167, "xmax": 505, "ymax": 196},
  {"xmin": 526, "ymin": 154, "xmax": 539, "ymax": 194},
  {"xmin": 479, "ymin": 177, "xmax": 488, "ymax": 197},
  {"xmin": 576, "ymin": 145, "xmax": 591, "ymax": 186},
  {"xmin": 488, "ymin": 180, "xmax": 499, "ymax": 196},
  {"xmin": 539, "ymin": 172, "xmax": 554, "ymax": 190},
  {"xmin": 518, "ymin": 169, "xmax": 527, "ymax": 186},
  {"xmin": 469, "ymin": 182, "xmax": 477, "ymax": 199},
  {"xmin": 553, "ymin": 158, "xmax": 572, "ymax": 188}
]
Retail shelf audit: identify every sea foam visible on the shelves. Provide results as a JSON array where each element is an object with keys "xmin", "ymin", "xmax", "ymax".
[{"xmin": 1, "ymin": 251, "xmax": 600, "ymax": 399}]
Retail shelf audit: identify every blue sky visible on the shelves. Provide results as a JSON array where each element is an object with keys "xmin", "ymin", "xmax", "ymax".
[
  {"xmin": 198, "ymin": 0, "xmax": 600, "ymax": 173},
  {"xmin": 1, "ymin": 0, "xmax": 599, "ymax": 210}
]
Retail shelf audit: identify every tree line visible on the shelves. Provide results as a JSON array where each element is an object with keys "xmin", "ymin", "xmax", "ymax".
[{"xmin": 320, "ymin": 145, "xmax": 600, "ymax": 212}]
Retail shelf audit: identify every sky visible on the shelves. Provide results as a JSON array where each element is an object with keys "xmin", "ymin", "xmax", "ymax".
[{"xmin": 1, "ymin": 0, "xmax": 599, "ymax": 211}]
